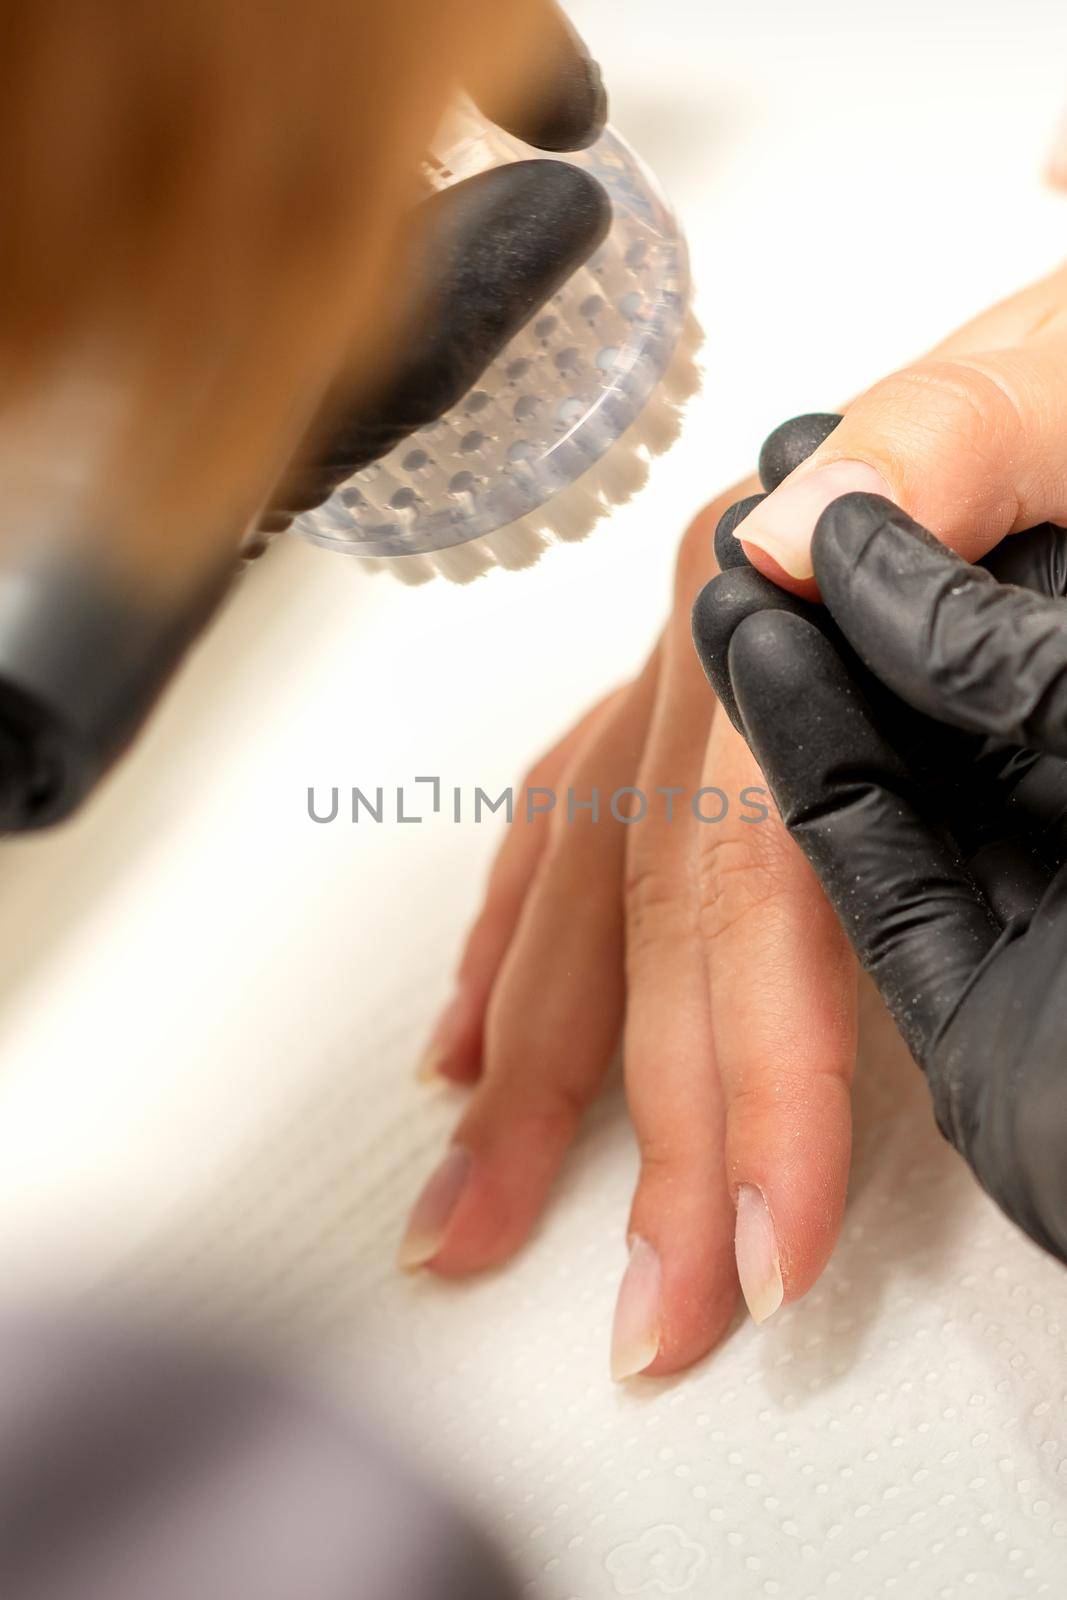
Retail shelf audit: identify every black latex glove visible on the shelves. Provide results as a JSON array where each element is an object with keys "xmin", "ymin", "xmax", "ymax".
[
  {"xmin": 467, "ymin": 0, "xmax": 608, "ymax": 154},
  {"xmin": 693, "ymin": 415, "xmax": 1067, "ymax": 1266},
  {"xmin": 264, "ymin": 11, "xmax": 610, "ymax": 531}
]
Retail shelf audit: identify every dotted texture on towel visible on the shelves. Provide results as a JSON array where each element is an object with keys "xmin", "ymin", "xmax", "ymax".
[{"xmin": 107, "ymin": 971, "xmax": 1067, "ymax": 1600}]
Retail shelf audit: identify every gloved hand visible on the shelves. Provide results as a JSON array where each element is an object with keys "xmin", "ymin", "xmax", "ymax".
[
  {"xmin": 694, "ymin": 438, "xmax": 1067, "ymax": 1266},
  {"xmin": 264, "ymin": 5, "xmax": 610, "ymax": 530}
]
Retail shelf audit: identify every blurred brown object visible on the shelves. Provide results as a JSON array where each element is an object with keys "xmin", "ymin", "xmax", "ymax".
[{"xmin": 0, "ymin": 0, "xmax": 574, "ymax": 596}]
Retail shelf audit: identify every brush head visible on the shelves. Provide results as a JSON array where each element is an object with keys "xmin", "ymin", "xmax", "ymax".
[{"xmin": 290, "ymin": 109, "xmax": 699, "ymax": 582}]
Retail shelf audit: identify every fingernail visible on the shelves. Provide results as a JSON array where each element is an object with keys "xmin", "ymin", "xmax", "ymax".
[
  {"xmin": 610, "ymin": 1237, "xmax": 662, "ymax": 1381},
  {"xmin": 736, "ymin": 460, "xmax": 892, "ymax": 580},
  {"xmin": 397, "ymin": 1146, "xmax": 472, "ymax": 1271},
  {"xmin": 417, "ymin": 990, "xmax": 469, "ymax": 1083},
  {"xmin": 417, "ymin": 1047, "xmax": 446, "ymax": 1085},
  {"xmin": 735, "ymin": 1184, "xmax": 783, "ymax": 1325}
]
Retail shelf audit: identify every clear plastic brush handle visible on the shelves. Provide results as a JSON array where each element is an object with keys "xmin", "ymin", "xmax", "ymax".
[{"xmin": 292, "ymin": 110, "xmax": 697, "ymax": 581}]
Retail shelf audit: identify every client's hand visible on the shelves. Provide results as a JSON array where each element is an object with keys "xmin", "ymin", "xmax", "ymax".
[
  {"xmin": 696, "ymin": 504, "xmax": 1067, "ymax": 1263},
  {"xmin": 399, "ymin": 433, "xmax": 858, "ymax": 1379}
]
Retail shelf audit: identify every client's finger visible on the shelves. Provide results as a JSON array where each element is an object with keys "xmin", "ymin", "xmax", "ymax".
[
  {"xmin": 616, "ymin": 583, "xmax": 739, "ymax": 1377},
  {"xmin": 734, "ymin": 267, "xmax": 1067, "ymax": 583},
  {"xmin": 420, "ymin": 688, "xmax": 625, "ymax": 1084},
  {"xmin": 699, "ymin": 710, "xmax": 856, "ymax": 1326},
  {"xmin": 399, "ymin": 661, "xmax": 658, "ymax": 1275}
]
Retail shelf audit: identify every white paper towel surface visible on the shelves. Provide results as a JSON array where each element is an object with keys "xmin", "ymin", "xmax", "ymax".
[
  {"xmin": 0, "ymin": 3, "xmax": 1065, "ymax": 1595},
  {"xmin": 94, "ymin": 977, "xmax": 1067, "ymax": 1600}
]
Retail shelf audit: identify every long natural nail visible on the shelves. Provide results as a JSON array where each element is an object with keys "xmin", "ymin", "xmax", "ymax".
[
  {"xmin": 735, "ymin": 1184, "xmax": 783, "ymax": 1324},
  {"xmin": 610, "ymin": 1237, "xmax": 662, "ymax": 1381},
  {"xmin": 397, "ymin": 1146, "xmax": 472, "ymax": 1271},
  {"xmin": 736, "ymin": 460, "xmax": 892, "ymax": 579},
  {"xmin": 417, "ymin": 990, "xmax": 470, "ymax": 1083}
]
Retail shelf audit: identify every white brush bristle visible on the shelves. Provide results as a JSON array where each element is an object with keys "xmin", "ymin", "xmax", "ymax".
[
  {"xmin": 590, "ymin": 440, "xmax": 651, "ymax": 508},
  {"xmin": 635, "ymin": 392, "xmax": 685, "ymax": 458},
  {"xmin": 482, "ymin": 519, "xmax": 547, "ymax": 571},
  {"xmin": 387, "ymin": 554, "xmax": 437, "ymax": 587},
  {"xmin": 541, "ymin": 481, "xmax": 605, "ymax": 545},
  {"xmin": 431, "ymin": 540, "xmax": 495, "ymax": 585}
]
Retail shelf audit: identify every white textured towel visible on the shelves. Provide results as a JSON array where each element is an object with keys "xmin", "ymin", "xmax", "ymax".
[{"xmin": 102, "ymin": 981, "xmax": 1067, "ymax": 1600}]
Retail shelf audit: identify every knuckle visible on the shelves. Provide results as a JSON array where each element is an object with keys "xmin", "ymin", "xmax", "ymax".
[
  {"xmin": 632, "ymin": 1122, "xmax": 712, "ymax": 1189},
  {"xmin": 634, "ymin": 1127, "xmax": 679, "ymax": 1177},
  {"xmin": 481, "ymin": 1015, "xmax": 591, "ymax": 1139},
  {"xmin": 727, "ymin": 1060, "xmax": 853, "ymax": 1120},
  {"xmin": 624, "ymin": 854, "xmax": 693, "ymax": 964},
  {"xmin": 695, "ymin": 824, "xmax": 794, "ymax": 948},
  {"xmin": 889, "ymin": 357, "xmax": 1024, "ymax": 440},
  {"xmin": 865, "ymin": 358, "xmax": 1028, "ymax": 522},
  {"xmin": 536, "ymin": 1076, "xmax": 591, "ymax": 1139}
]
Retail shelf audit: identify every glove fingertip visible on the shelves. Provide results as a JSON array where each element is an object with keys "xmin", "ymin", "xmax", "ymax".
[
  {"xmin": 758, "ymin": 412, "xmax": 843, "ymax": 492},
  {"xmin": 522, "ymin": 52, "xmax": 608, "ymax": 152},
  {"xmin": 713, "ymin": 493, "xmax": 765, "ymax": 572},
  {"xmin": 478, "ymin": 12, "xmax": 608, "ymax": 152},
  {"xmin": 810, "ymin": 491, "xmax": 923, "ymax": 607},
  {"xmin": 691, "ymin": 578, "xmax": 740, "ymax": 727},
  {"xmin": 726, "ymin": 607, "xmax": 815, "ymax": 713},
  {"xmin": 692, "ymin": 566, "xmax": 801, "ymax": 732}
]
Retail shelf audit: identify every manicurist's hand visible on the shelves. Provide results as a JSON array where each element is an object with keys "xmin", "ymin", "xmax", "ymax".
[{"xmin": 698, "ymin": 506, "xmax": 1067, "ymax": 1265}]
